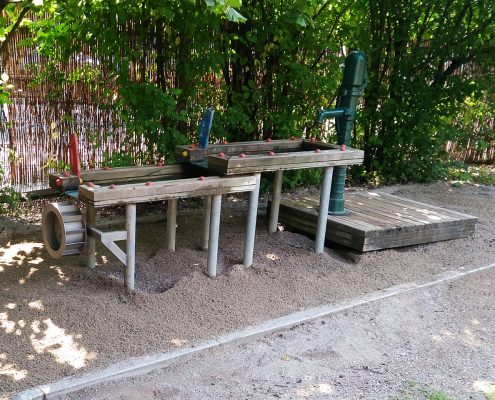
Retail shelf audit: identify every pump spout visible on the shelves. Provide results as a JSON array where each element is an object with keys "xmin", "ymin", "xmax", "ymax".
[{"xmin": 316, "ymin": 107, "xmax": 347, "ymax": 124}]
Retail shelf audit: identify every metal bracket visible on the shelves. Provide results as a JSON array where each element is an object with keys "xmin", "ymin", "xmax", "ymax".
[{"xmin": 87, "ymin": 226, "xmax": 127, "ymax": 265}]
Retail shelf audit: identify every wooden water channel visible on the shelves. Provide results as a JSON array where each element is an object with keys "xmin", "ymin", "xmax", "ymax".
[
  {"xmin": 44, "ymin": 138, "xmax": 478, "ymax": 291},
  {"xmin": 277, "ymin": 192, "xmax": 477, "ymax": 252}
]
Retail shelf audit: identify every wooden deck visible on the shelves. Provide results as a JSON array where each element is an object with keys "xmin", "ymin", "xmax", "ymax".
[{"xmin": 277, "ymin": 192, "xmax": 477, "ymax": 252}]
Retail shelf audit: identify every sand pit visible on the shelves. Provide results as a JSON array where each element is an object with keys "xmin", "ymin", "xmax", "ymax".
[{"xmin": 1, "ymin": 182, "xmax": 494, "ymax": 397}]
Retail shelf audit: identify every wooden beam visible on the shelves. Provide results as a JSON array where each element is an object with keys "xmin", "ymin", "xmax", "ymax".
[
  {"xmin": 176, "ymin": 139, "xmax": 305, "ymax": 162},
  {"xmin": 206, "ymin": 149, "xmax": 364, "ymax": 175},
  {"xmin": 79, "ymin": 175, "xmax": 258, "ymax": 207}
]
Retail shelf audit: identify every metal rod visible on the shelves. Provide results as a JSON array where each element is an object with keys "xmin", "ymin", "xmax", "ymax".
[
  {"xmin": 207, "ymin": 194, "xmax": 222, "ymax": 277},
  {"xmin": 243, "ymin": 173, "xmax": 261, "ymax": 267},
  {"xmin": 166, "ymin": 198, "xmax": 177, "ymax": 251},
  {"xmin": 202, "ymin": 195, "xmax": 212, "ymax": 250},
  {"xmin": 268, "ymin": 170, "xmax": 283, "ymax": 233},
  {"xmin": 315, "ymin": 166, "xmax": 333, "ymax": 253},
  {"xmin": 85, "ymin": 205, "xmax": 96, "ymax": 269},
  {"xmin": 125, "ymin": 203, "xmax": 136, "ymax": 290}
]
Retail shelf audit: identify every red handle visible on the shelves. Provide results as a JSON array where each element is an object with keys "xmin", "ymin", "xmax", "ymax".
[{"xmin": 69, "ymin": 133, "xmax": 81, "ymax": 177}]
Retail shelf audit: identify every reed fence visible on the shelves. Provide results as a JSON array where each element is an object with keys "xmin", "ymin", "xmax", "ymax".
[{"xmin": 0, "ymin": 23, "xmax": 493, "ymax": 190}]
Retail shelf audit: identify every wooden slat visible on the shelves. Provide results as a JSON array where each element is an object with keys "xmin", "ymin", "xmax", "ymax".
[
  {"xmin": 363, "ymin": 222, "xmax": 475, "ymax": 245},
  {"xmin": 80, "ymin": 165, "xmax": 198, "ymax": 183},
  {"xmin": 278, "ymin": 198, "xmax": 378, "ymax": 233},
  {"xmin": 362, "ymin": 229, "xmax": 475, "ymax": 251},
  {"xmin": 49, "ymin": 165, "xmax": 200, "ymax": 191},
  {"xmin": 376, "ymin": 192, "xmax": 478, "ymax": 220},
  {"xmin": 348, "ymin": 192, "xmax": 467, "ymax": 223},
  {"xmin": 78, "ymin": 175, "xmax": 257, "ymax": 207},
  {"xmin": 211, "ymin": 148, "xmax": 363, "ymax": 168},
  {"xmin": 176, "ymin": 139, "xmax": 305, "ymax": 160},
  {"xmin": 207, "ymin": 150, "xmax": 364, "ymax": 175},
  {"xmin": 278, "ymin": 192, "xmax": 478, "ymax": 252}
]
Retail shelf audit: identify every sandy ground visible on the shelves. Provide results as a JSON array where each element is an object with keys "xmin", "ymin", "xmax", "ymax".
[
  {"xmin": 65, "ymin": 267, "xmax": 495, "ymax": 400},
  {"xmin": 1, "ymin": 182, "xmax": 494, "ymax": 398}
]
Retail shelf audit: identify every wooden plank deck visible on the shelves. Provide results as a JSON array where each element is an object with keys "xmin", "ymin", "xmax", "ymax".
[{"xmin": 277, "ymin": 192, "xmax": 477, "ymax": 252}]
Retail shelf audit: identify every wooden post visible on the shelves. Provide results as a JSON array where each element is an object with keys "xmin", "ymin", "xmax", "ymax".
[
  {"xmin": 202, "ymin": 195, "xmax": 212, "ymax": 250},
  {"xmin": 243, "ymin": 173, "xmax": 261, "ymax": 267},
  {"xmin": 86, "ymin": 205, "xmax": 96, "ymax": 269},
  {"xmin": 166, "ymin": 198, "xmax": 177, "ymax": 251},
  {"xmin": 315, "ymin": 166, "xmax": 333, "ymax": 253},
  {"xmin": 268, "ymin": 170, "xmax": 283, "ymax": 233},
  {"xmin": 125, "ymin": 204, "xmax": 136, "ymax": 290},
  {"xmin": 207, "ymin": 194, "xmax": 222, "ymax": 277}
]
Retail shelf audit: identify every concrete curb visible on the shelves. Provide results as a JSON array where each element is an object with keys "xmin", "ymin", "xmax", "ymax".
[{"xmin": 11, "ymin": 262, "xmax": 495, "ymax": 400}]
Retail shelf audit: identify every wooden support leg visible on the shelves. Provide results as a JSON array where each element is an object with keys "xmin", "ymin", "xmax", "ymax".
[
  {"xmin": 268, "ymin": 170, "xmax": 283, "ymax": 233},
  {"xmin": 202, "ymin": 195, "xmax": 212, "ymax": 251},
  {"xmin": 243, "ymin": 173, "xmax": 261, "ymax": 267},
  {"xmin": 125, "ymin": 204, "xmax": 136, "ymax": 290},
  {"xmin": 207, "ymin": 194, "xmax": 222, "ymax": 277},
  {"xmin": 86, "ymin": 205, "xmax": 96, "ymax": 269},
  {"xmin": 315, "ymin": 166, "xmax": 333, "ymax": 254},
  {"xmin": 166, "ymin": 198, "xmax": 177, "ymax": 251}
]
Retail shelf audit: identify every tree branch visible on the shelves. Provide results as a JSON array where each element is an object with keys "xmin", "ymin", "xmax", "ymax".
[{"xmin": 0, "ymin": 5, "xmax": 30, "ymax": 63}]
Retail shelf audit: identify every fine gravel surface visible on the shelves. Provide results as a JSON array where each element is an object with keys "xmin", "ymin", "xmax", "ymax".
[
  {"xmin": 1, "ymin": 182, "xmax": 494, "ymax": 397},
  {"xmin": 64, "ymin": 267, "xmax": 495, "ymax": 400}
]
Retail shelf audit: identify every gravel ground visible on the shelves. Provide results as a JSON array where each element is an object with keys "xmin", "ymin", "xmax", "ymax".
[
  {"xmin": 0, "ymin": 181, "xmax": 494, "ymax": 398},
  {"xmin": 64, "ymin": 267, "xmax": 495, "ymax": 400}
]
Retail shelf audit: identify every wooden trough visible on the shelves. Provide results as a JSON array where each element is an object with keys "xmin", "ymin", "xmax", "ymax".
[
  {"xmin": 176, "ymin": 138, "xmax": 364, "ymax": 174},
  {"xmin": 277, "ymin": 192, "xmax": 477, "ymax": 252},
  {"xmin": 44, "ymin": 165, "xmax": 261, "ymax": 290},
  {"xmin": 177, "ymin": 138, "xmax": 365, "ymax": 252}
]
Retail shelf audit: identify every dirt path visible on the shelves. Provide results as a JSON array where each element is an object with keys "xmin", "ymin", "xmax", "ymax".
[
  {"xmin": 64, "ymin": 267, "xmax": 495, "ymax": 400},
  {"xmin": 1, "ymin": 182, "xmax": 494, "ymax": 398}
]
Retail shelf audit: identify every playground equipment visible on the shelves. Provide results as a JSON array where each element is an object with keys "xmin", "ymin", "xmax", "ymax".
[
  {"xmin": 176, "ymin": 138, "xmax": 364, "ymax": 253},
  {"xmin": 43, "ymin": 164, "xmax": 260, "ymax": 290},
  {"xmin": 42, "ymin": 51, "xmax": 369, "ymax": 289}
]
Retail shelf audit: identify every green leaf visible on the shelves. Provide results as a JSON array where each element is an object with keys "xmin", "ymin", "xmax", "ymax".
[
  {"xmin": 295, "ymin": 16, "xmax": 306, "ymax": 27},
  {"xmin": 225, "ymin": 7, "xmax": 246, "ymax": 23}
]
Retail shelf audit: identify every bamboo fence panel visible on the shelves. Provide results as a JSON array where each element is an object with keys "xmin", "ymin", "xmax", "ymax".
[{"xmin": 0, "ymin": 18, "xmax": 493, "ymax": 190}]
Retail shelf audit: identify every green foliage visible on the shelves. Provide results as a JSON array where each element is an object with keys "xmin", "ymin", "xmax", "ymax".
[
  {"xmin": 448, "ymin": 163, "xmax": 495, "ymax": 186},
  {"xmin": 0, "ymin": 187, "xmax": 21, "ymax": 214},
  {"xmin": 393, "ymin": 382, "xmax": 454, "ymax": 400},
  {"xmin": 102, "ymin": 151, "xmax": 135, "ymax": 168},
  {"xmin": 344, "ymin": 0, "xmax": 495, "ymax": 183},
  {"xmin": 21, "ymin": 0, "xmax": 495, "ymax": 186},
  {"xmin": 425, "ymin": 391, "xmax": 452, "ymax": 400}
]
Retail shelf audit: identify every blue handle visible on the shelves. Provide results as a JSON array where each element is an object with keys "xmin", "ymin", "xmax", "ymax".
[{"xmin": 198, "ymin": 108, "xmax": 214, "ymax": 149}]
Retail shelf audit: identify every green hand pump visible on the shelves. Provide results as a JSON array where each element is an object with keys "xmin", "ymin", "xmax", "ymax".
[{"xmin": 316, "ymin": 50, "xmax": 367, "ymax": 215}]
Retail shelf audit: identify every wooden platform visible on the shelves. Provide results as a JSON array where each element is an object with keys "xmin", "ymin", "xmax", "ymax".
[{"xmin": 278, "ymin": 192, "xmax": 477, "ymax": 252}]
